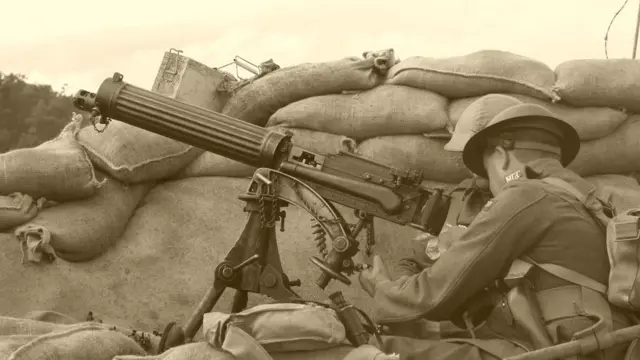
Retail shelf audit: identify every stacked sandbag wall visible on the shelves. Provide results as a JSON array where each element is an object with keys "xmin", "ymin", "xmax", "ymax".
[
  {"xmin": 0, "ymin": 114, "xmax": 103, "ymax": 233},
  {"xmin": 0, "ymin": 55, "xmax": 240, "ymax": 263},
  {"xmin": 187, "ymin": 49, "xmax": 640, "ymax": 187},
  {"xmin": 0, "ymin": 115, "xmax": 157, "ymax": 263},
  {"xmin": 166, "ymin": 49, "xmax": 640, "ymax": 318},
  {"xmin": 4, "ymin": 49, "xmax": 640, "ymax": 334}
]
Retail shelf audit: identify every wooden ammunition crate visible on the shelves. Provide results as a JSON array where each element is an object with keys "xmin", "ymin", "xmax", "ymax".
[{"xmin": 151, "ymin": 49, "xmax": 232, "ymax": 111}]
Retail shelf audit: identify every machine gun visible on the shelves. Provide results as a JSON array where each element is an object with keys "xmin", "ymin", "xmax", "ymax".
[{"xmin": 73, "ymin": 72, "xmax": 452, "ymax": 351}]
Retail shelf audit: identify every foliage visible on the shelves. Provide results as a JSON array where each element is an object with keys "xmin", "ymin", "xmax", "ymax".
[{"xmin": 0, "ymin": 72, "xmax": 85, "ymax": 153}]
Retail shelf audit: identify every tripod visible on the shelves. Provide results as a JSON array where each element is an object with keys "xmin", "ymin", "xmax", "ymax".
[{"xmin": 158, "ymin": 187, "xmax": 302, "ymax": 352}]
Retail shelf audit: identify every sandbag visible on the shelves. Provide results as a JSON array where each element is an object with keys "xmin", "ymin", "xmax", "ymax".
[
  {"xmin": 357, "ymin": 136, "xmax": 471, "ymax": 183},
  {"xmin": 0, "ymin": 114, "xmax": 100, "ymax": 201},
  {"xmin": 553, "ymin": 59, "xmax": 640, "ymax": 113},
  {"xmin": 385, "ymin": 50, "xmax": 558, "ymax": 100},
  {"xmin": 115, "ymin": 342, "xmax": 234, "ymax": 360},
  {"xmin": 178, "ymin": 127, "xmax": 358, "ymax": 179},
  {"xmin": 0, "ymin": 316, "xmax": 145, "ymax": 360},
  {"xmin": 447, "ymin": 94, "xmax": 628, "ymax": 141},
  {"xmin": 0, "ymin": 193, "xmax": 44, "ymax": 231},
  {"xmin": 178, "ymin": 154, "xmax": 256, "ymax": 179},
  {"xmin": 23, "ymin": 310, "xmax": 78, "ymax": 324},
  {"xmin": 0, "ymin": 177, "xmax": 425, "ymax": 333},
  {"xmin": 204, "ymin": 303, "xmax": 346, "ymax": 356},
  {"xmin": 78, "ymin": 121, "xmax": 203, "ymax": 184},
  {"xmin": 114, "ymin": 342, "xmax": 357, "ymax": 360},
  {"xmin": 222, "ymin": 52, "xmax": 392, "ymax": 126},
  {"xmin": 267, "ymin": 85, "xmax": 449, "ymax": 139},
  {"xmin": 13, "ymin": 172, "xmax": 152, "ymax": 263},
  {"xmin": 568, "ymin": 115, "xmax": 640, "ymax": 177},
  {"xmin": 585, "ymin": 174, "xmax": 640, "ymax": 212}
]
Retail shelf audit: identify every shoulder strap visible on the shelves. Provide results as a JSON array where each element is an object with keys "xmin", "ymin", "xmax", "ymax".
[
  {"xmin": 523, "ymin": 177, "xmax": 609, "ymax": 294},
  {"xmin": 521, "ymin": 256, "xmax": 607, "ymax": 294},
  {"xmin": 540, "ymin": 177, "xmax": 610, "ymax": 232},
  {"xmin": 540, "ymin": 177, "xmax": 588, "ymax": 204}
]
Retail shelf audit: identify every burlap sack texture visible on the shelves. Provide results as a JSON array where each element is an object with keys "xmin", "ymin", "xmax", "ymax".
[
  {"xmin": 113, "ymin": 342, "xmax": 356, "ymax": 360},
  {"xmin": 114, "ymin": 343, "xmax": 234, "ymax": 360},
  {"xmin": 0, "ymin": 176, "xmax": 424, "ymax": 334},
  {"xmin": 357, "ymin": 136, "xmax": 472, "ymax": 184},
  {"xmin": 12, "ymin": 172, "xmax": 153, "ymax": 262},
  {"xmin": 554, "ymin": 59, "xmax": 640, "ymax": 113},
  {"xmin": 0, "ymin": 194, "xmax": 42, "ymax": 231},
  {"xmin": 0, "ymin": 311, "xmax": 356, "ymax": 360},
  {"xmin": 5, "ymin": 48, "xmax": 640, "ymax": 297},
  {"xmin": 267, "ymin": 85, "xmax": 448, "ymax": 140},
  {"xmin": 222, "ymin": 52, "xmax": 393, "ymax": 126},
  {"xmin": 0, "ymin": 114, "xmax": 101, "ymax": 202},
  {"xmin": 448, "ymin": 94, "xmax": 629, "ymax": 141},
  {"xmin": 0, "ymin": 315, "xmax": 147, "ymax": 360},
  {"xmin": 77, "ymin": 121, "xmax": 204, "ymax": 184},
  {"xmin": 385, "ymin": 50, "xmax": 559, "ymax": 101},
  {"xmin": 569, "ymin": 115, "xmax": 640, "ymax": 178},
  {"xmin": 4, "ymin": 49, "xmax": 640, "ymax": 360},
  {"xmin": 587, "ymin": 174, "xmax": 640, "ymax": 212},
  {"xmin": 3, "ymin": 174, "xmax": 637, "ymax": 360}
]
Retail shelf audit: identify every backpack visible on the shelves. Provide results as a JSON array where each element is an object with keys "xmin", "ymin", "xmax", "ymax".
[{"xmin": 534, "ymin": 177, "xmax": 640, "ymax": 312}]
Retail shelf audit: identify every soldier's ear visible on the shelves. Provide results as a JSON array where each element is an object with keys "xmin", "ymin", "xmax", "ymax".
[{"xmin": 494, "ymin": 146, "xmax": 510, "ymax": 170}]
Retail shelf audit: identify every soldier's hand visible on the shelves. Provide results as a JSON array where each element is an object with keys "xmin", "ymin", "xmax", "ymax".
[{"xmin": 358, "ymin": 255, "xmax": 391, "ymax": 297}]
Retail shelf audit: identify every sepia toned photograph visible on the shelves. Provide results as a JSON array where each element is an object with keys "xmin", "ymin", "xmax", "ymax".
[{"xmin": 1, "ymin": 1, "xmax": 640, "ymax": 359}]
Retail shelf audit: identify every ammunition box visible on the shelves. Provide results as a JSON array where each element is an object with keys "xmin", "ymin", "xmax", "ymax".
[{"xmin": 152, "ymin": 49, "xmax": 232, "ymax": 111}]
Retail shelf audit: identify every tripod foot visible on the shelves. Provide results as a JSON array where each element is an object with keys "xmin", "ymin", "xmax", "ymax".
[{"xmin": 158, "ymin": 321, "xmax": 186, "ymax": 354}]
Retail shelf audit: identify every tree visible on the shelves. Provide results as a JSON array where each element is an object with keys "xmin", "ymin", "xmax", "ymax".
[{"xmin": 0, "ymin": 72, "xmax": 85, "ymax": 152}]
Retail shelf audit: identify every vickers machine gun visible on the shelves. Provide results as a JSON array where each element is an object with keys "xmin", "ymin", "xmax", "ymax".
[{"xmin": 73, "ymin": 72, "xmax": 451, "ymax": 351}]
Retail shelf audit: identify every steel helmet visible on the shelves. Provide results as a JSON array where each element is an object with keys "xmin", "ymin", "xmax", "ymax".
[
  {"xmin": 445, "ymin": 94, "xmax": 524, "ymax": 152},
  {"xmin": 462, "ymin": 103, "xmax": 580, "ymax": 178}
]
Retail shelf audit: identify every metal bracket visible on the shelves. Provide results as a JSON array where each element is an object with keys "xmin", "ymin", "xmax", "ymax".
[{"xmin": 162, "ymin": 48, "xmax": 184, "ymax": 82}]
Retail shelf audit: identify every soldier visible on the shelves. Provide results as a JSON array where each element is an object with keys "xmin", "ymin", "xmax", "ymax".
[
  {"xmin": 359, "ymin": 96, "xmax": 633, "ymax": 359},
  {"xmin": 397, "ymin": 94, "xmax": 521, "ymax": 278},
  {"xmin": 390, "ymin": 95, "xmax": 519, "ymax": 341}
]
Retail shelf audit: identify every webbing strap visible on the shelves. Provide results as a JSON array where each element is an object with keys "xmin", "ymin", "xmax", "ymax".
[
  {"xmin": 522, "ymin": 256, "xmax": 607, "ymax": 294},
  {"xmin": 522, "ymin": 177, "xmax": 609, "ymax": 295},
  {"xmin": 540, "ymin": 177, "xmax": 610, "ymax": 232},
  {"xmin": 541, "ymin": 177, "xmax": 588, "ymax": 204}
]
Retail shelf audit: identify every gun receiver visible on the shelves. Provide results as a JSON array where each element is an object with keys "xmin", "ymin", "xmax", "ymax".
[{"xmin": 73, "ymin": 72, "xmax": 449, "ymax": 234}]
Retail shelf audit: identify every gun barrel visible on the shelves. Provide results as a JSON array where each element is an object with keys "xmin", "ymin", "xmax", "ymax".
[{"xmin": 73, "ymin": 73, "xmax": 290, "ymax": 169}]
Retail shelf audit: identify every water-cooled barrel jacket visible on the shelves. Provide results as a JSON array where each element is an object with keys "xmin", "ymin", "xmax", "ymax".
[{"xmin": 372, "ymin": 158, "xmax": 610, "ymax": 324}]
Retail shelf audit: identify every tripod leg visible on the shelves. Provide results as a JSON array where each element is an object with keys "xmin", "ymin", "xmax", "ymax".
[
  {"xmin": 231, "ymin": 290, "xmax": 249, "ymax": 313},
  {"xmin": 183, "ymin": 283, "xmax": 226, "ymax": 341},
  {"xmin": 158, "ymin": 283, "xmax": 226, "ymax": 353}
]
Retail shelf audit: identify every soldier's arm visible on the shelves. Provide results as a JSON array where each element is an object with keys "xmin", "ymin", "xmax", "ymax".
[
  {"xmin": 396, "ymin": 236, "xmax": 436, "ymax": 276},
  {"xmin": 395, "ymin": 180, "xmax": 492, "ymax": 276},
  {"xmin": 371, "ymin": 182, "xmax": 553, "ymax": 323}
]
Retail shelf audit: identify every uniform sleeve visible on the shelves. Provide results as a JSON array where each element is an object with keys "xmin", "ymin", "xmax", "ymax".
[
  {"xmin": 372, "ymin": 183, "xmax": 553, "ymax": 323},
  {"xmin": 396, "ymin": 236, "xmax": 436, "ymax": 276}
]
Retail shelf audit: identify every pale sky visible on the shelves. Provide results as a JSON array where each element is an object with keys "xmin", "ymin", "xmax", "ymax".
[{"xmin": 1, "ymin": 0, "xmax": 638, "ymax": 94}]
